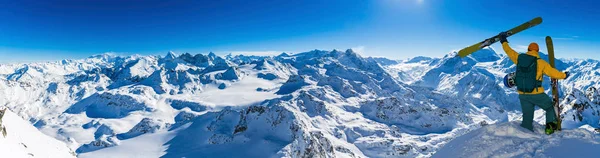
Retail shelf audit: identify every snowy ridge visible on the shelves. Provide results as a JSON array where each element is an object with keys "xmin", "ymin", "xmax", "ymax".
[
  {"xmin": 0, "ymin": 47, "xmax": 599, "ymax": 157},
  {"xmin": 0, "ymin": 109, "xmax": 76, "ymax": 158},
  {"xmin": 434, "ymin": 121, "xmax": 600, "ymax": 158},
  {"xmin": 558, "ymin": 87, "xmax": 600, "ymax": 129}
]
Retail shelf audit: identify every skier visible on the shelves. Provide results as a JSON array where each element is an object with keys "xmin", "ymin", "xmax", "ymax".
[{"xmin": 498, "ymin": 32, "xmax": 570, "ymax": 134}]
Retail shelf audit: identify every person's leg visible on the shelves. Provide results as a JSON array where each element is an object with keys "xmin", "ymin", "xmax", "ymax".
[
  {"xmin": 532, "ymin": 93, "xmax": 556, "ymax": 123},
  {"xmin": 519, "ymin": 94, "xmax": 535, "ymax": 131}
]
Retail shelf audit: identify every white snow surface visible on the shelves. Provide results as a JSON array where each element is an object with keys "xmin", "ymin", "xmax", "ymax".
[
  {"xmin": 0, "ymin": 48, "xmax": 599, "ymax": 157},
  {"xmin": 434, "ymin": 121, "xmax": 600, "ymax": 158},
  {"xmin": 0, "ymin": 109, "xmax": 76, "ymax": 158},
  {"xmin": 78, "ymin": 124, "xmax": 187, "ymax": 158}
]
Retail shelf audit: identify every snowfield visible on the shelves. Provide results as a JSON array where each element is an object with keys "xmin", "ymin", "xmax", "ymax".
[
  {"xmin": 434, "ymin": 121, "xmax": 600, "ymax": 158},
  {"xmin": 0, "ymin": 48, "xmax": 599, "ymax": 157}
]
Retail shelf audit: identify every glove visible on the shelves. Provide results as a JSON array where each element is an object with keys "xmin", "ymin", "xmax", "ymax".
[
  {"xmin": 564, "ymin": 71, "xmax": 570, "ymax": 79},
  {"xmin": 498, "ymin": 32, "xmax": 509, "ymax": 43}
]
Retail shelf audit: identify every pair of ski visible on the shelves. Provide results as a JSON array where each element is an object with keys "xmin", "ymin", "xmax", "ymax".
[{"xmin": 458, "ymin": 17, "xmax": 562, "ymax": 131}]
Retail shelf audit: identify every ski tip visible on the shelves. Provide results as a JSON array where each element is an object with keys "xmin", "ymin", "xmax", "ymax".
[
  {"xmin": 534, "ymin": 17, "xmax": 543, "ymax": 23},
  {"xmin": 546, "ymin": 36, "xmax": 552, "ymax": 40}
]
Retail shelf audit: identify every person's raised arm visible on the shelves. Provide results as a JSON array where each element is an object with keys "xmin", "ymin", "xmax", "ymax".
[
  {"xmin": 539, "ymin": 60, "xmax": 567, "ymax": 79},
  {"xmin": 499, "ymin": 32, "xmax": 519, "ymax": 64}
]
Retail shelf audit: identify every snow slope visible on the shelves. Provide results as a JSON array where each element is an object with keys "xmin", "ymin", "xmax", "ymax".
[
  {"xmin": 434, "ymin": 121, "xmax": 600, "ymax": 158},
  {"xmin": 0, "ymin": 109, "xmax": 76, "ymax": 158},
  {"xmin": 78, "ymin": 125, "xmax": 186, "ymax": 158}
]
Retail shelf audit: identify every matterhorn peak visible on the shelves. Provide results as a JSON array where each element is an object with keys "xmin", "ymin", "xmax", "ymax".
[{"xmin": 164, "ymin": 51, "xmax": 177, "ymax": 60}]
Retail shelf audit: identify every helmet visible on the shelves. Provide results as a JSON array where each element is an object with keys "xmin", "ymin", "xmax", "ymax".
[{"xmin": 503, "ymin": 72, "xmax": 516, "ymax": 88}]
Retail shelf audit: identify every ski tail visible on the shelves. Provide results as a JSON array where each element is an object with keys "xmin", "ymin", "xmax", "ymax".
[
  {"xmin": 457, "ymin": 17, "xmax": 542, "ymax": 58},
  {"xmin": 546, "ymin": 36, "xmax": 562, "ymax": 131}
]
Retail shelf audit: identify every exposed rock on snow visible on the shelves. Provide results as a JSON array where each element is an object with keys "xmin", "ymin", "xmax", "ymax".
[
  {"xmin": 162, "ymin": 104, "xmax": 297, "ymax": 158},
  {"xmin": 65, "ymin": 92, "xmax": 151, "ymax": 119},
  {"xmin": 258, "ymin": 72, "xmax": 278, "ymax": 80},
  {"xmin": 167, "ymin": 99, "xmax": 208, "ymax": 112},
  {"xmin": 360, "ymin": 97, "xmax": 472, "ymax": 134},
  {"xmin": 586, "ymin": 87, "xmax": 600, "ymax": 105},
  {"xmin": 217, "ymin": 66, "xmax": 242, "ymax": 80},
  {"xmin": 171, "ymin": 111, "xmax": 198, "ymax": 129},
  {"xmin": 560, "ymin": 88, "xmax": 600, "ymax": 129},
  {"xmin": 117, "ymin": 118, "xmax": 169, "ymax": 140},
  {"xmin": 94, "ymin": 124, "xmax": 115, "ymax": 139},
  {"xmin": 276, "ymin": 75, "xmax": 310, "ymax": 94},
  {"xmin": 76, "ymin": 136, "xmax": 119, "ymax": 153}
]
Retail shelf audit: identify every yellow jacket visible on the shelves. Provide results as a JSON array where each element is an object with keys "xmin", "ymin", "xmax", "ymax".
[{"xmin": 501, "ymin": 42, "xmax": 567, "ymax": 94}]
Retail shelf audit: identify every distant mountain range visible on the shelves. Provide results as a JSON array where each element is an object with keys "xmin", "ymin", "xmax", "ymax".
[{"xmin": 1, "ymin": 48, "xmax": 599, "ymax": 157}]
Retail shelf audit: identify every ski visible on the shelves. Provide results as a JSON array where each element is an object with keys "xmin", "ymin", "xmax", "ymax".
[
  {"xmin": 457, "ymin": 17, "xmax": 543, "ymax": 58},
  {"xmin": 546, "ymin": 36, "xmax": 562, "ymax": 131}
]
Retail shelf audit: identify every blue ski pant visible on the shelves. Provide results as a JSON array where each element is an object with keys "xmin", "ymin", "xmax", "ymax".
[{"xmin": 518, "ymin": 93, "xmax": 557, "ymax": 131}]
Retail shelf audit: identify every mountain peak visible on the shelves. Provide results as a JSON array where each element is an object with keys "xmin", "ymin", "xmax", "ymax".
[
  {"xmin": 165, "ymin": 51, "xmax": 177, "ymax": 60},
  {"xmin": 88, "ymin": 52, "xmax": 118, "ymax": 61},
  {"xmin": 405, "ymin": 56, "xmax": 432, "ymax": 63},
  {"xmin": 345, "ymin": 48, "xmax": 355, "ymax": 54},
  {"xmin": 208, "ymin": 52, "xmax": 217, "ymax": 59},
  {"xmin": 468, "ymin": 47, "xmax": 500, "ymax": 62},
  {"xmin": 278, "ymin": 52, "xmax": 290, "ymax": 57}
]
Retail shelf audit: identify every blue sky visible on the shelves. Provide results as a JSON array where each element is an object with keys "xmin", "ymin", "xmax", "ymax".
[{"xmin": 1, "ymin": 0, "xmax": 599, "ymax": 63}]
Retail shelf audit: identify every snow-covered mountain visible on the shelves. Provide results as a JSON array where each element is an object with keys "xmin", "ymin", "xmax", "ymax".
[
  {"xmin": 0, "ymin": 109, "xmax": 76, "ymax": 158},
  {"xmin": 0, "ymin": 48, "xmax": 599, "ymax": 157}
]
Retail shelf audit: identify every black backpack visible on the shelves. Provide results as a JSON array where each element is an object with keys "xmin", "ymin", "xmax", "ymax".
[{"xmin": 515, "ymin": 54, "xmax": 542, "ymax": 93}]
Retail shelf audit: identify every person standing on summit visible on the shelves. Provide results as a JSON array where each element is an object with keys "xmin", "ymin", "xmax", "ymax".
[{"xmin": 498, "ymin": 32, "xmax": 570, "ymax": 135}]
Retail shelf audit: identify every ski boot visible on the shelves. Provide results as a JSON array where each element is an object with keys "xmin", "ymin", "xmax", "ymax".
[{"xmin": 545, "ymin": 121, "xmax": 558, "ymax": 135}]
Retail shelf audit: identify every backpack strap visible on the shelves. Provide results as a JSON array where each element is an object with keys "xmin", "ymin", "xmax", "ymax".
[
  {"xmin": 535, "ymin": 58, "xmax": 543, "ymax": 80},
  {"xmin": 535, "ymin": 58, "xmax": 542, "ymax": 92}
]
